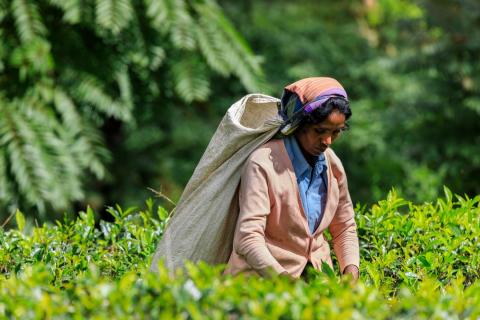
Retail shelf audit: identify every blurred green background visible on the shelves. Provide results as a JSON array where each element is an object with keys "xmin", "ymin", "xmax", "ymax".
[{"xmin": 0, "ymin": 0, "xmax": 479, "ymax": 220}]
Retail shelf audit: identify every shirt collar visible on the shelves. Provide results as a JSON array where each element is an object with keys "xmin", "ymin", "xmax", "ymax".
[{"xmin": 284, "ymin": 136, "xmax": 326, "ymax": 179}]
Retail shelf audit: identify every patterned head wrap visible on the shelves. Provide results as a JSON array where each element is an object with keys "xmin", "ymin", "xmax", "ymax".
[{"xmin": 279, "ymin": 77, "xmax": 348, "ymax": 136}]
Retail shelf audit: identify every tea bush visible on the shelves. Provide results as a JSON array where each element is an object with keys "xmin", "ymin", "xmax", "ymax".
[
  {"xmin": 358, "ymin": 188, "xmax": 480, "ymax": 294},
  {"xmin": 0, "ymin": 199, "xmax": 167, "ymax": 283},
  {"xmin": 1, "ymin": 189, "xmax": 479, "ymax": 319}
]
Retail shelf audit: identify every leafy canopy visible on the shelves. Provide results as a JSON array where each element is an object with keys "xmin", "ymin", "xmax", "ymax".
[{"xmin": 0, "ymin": 0, "xmax": 265, "ymax": 217}]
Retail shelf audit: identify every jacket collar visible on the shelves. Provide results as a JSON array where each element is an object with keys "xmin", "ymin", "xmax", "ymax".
[{"xmin": 284, "ymin": 135, "xmax": 327, "ymax": 180}]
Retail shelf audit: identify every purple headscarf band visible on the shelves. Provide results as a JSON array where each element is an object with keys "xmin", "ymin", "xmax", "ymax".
[{"xmin": 302, "ymin": 88, "xmax": 348, "ymax": 113}]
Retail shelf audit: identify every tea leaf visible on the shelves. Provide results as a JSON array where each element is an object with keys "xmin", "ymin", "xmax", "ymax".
[{"xmin": 15, "ymin": 209, "xmax": 25, "ymax": 231}]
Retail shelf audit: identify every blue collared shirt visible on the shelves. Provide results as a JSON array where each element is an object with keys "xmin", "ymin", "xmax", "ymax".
[{"xmin": 284, "ymin": 136, "xmax": 328, "ymax": 234}]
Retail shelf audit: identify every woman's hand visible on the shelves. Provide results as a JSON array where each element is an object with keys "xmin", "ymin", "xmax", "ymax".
[{"xmin": 342, "ymin": 264, "xmax": 359, "ymax": 282}]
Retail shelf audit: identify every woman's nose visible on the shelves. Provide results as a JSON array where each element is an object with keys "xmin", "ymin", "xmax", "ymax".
[{"xmin": 322, "ymin": 135, "xmax": 332, "ymax": 146}]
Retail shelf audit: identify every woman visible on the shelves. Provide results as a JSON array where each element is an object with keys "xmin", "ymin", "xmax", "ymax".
[{"xmin": 224, "ymin": 77, "xmax": 360, "ymax": 280}]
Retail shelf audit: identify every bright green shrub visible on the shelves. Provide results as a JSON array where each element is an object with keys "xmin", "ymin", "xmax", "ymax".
[
  {"xmin": 1, "ymin": 191, "xmax": 479, "ymax": 318},
  {"xmin": 0, "ymin": 199, "xmax": 166, "ymax": 283},
  {"xmin": 1, "ymin": 262, "xmax": 480, "ymax": 319},
  {"xmin": 358, "ymin": 188, "xmax": 480, "ymax": 294}
]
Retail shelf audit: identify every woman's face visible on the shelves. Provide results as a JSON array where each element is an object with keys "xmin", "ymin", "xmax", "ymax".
[{"xmin": 295, "ymin": 110, "xmax": 347, "ymax": 157}]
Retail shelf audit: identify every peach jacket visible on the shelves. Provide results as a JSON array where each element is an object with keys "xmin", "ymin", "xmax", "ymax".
[{"xmin": 224, "ymin": 139, "xmax": 359, "ymax": 278}]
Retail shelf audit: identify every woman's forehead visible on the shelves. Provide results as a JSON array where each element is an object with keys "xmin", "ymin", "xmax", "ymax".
[{"xmin": 313, "ymin": 112, "xmax": 346, "ymax": 128}]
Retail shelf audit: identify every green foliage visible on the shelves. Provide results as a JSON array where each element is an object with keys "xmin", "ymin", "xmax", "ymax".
[
  {"xmin": 356, "ymin": 0, "xmax": 480, "ymax": 202},
  {"xmin": 359, "ymin": 188, "xmax": 480, "ymax": 294},
  {"xmin": 222, "ymin": 0, "xmax": 480, "ymax": 205},
  {"xmin": 4, "ymin": 263, "xmax": 480, "ymax": 319},
  {"xmin": 0, "ymin": 0, "xmax": 265, "ymax": 217},
  {"xmin": 1, "ymin": 193, "xmax": 480, "ymax": 318},
  {"xmin": 3, "ymin": 0, "xmax": 479, "ymax": 219},
  {"xmin": 0, "ymin": 198, "xmax": 166, "ymax": 282}
]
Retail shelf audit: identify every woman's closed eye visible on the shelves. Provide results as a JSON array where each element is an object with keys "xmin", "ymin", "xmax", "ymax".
[{"xmin": 314, "ymin": 127, "xmax": 348, "ymax": 136}]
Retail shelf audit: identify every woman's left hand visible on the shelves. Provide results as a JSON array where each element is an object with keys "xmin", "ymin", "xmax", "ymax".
[{"xmin": 342, "ymin": 264, "xmax": 359, "ymax": 282}]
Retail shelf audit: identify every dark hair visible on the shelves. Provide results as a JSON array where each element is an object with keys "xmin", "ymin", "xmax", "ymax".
[{"xmin": 298, "ymin": 96, "xmax": 352, "ymax": 127}]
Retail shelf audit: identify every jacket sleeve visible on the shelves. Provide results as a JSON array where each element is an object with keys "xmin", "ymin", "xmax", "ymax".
[
  {"xmin": 328, "ymin": 157, "xmax": 360, "ymax": 273},
  {"xmin": 233, "ymin": 159, "xmax": 287, "ymax": 277}
]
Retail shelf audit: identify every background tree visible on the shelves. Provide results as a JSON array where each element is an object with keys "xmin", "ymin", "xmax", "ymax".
[
  {"xmin": 341, "ymin": 0, "xmax": 480, "ymax": 201},
  {"xmin": 0, "ymin": 0, "xmax": 265, "ymax": 219},
  {"xmin": 1, "ymin": 0, "xmax": 478, "ymax": 220},
  {"xmin": 222, "ymin": 0, "xmax": 480, "ymax": 203}
]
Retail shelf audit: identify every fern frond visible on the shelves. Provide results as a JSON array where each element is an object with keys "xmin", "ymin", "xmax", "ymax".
[
  {"xmin": 40, "ymin": 122, "xmax": 84, "ymax": 203},
  {"xmin": 146, "ymin": 0, "xmax": 196, "ymax": 49},
  {"xmin": 48, "ymin": 0, "xmax": 83, "ymax": 24},
  {"xmin": 11, "ymin": 0, "xmax": 47, "ymax": 42},
  {"xmin": 0, "ymin": 103, "xmax": 15, "ymax": 205},
  {"xmin": 169, "ymin": 0, "xmax": 195, "ymax": 50},
  {"xmin": 17, "ymin": 98, "xmax": 73, "ymax": 208},
  {"xmin": 2, "ymin": 101, "xmax": 45, "ymax": 211},
  {"xmin": 0, "ymin": 89, "xmax": 109, "ymax": 212},
  {"xmin": 193, "ymin": 1, "xmax": 264, "ymax": 92},
  {"xmin": 0, "ymin": 147, "xmax": 14, "ymax": 205},
  {"xmin": 72, "ymin": 121, "xmax": 110, "ymax": 179},
  {"xmin": 201, "ymin": 2, "xmax": 257, "ymax": 65},
  {"xmin": 172, "ymin": 54, "xmax": 210, "ymax": 102},
  {"xmin": 54, "ymin": 88, "xmax": 109, "ymax": 180},
  {"xmin": 49, "ymin": 90, "xmax": 88, "ymax": 200},
  {"xmin": 124, "ymin": 9, "xmax": 167, "ymax": 71},
  {"xmin": 145, "ymin": 0, "xmax": 172, "ymax": 32},
  {"xmin": 225, "ymin": 46, "xmax": 265, "ymax": 93},
  {"xmin": 194, "ymin": 17, "xmax": 230, "ymax": 76},
  {"xmin": 53, "ymin": 88, "xmax": 83, "ymax": 135},
  {"xmin": 95, "ymin": 0, "xmax": 134, "ymax": 34},
  {"xmin": 116, "ymin": 66, "xmax": 133, "ymax": 110},
  {"xmin": 19, "ymin": 92, "xmax": 95, "ymax": 208},
  {"xmin": 150, "ymin": 45, "xmax": 166, "ymax": 70},
  {"xmin": 10, "ymin": 38, "xmax": 53, "ymax": 81},
  {"xmin": 66, "ymin": 70, "xmax": 132, "ymax": 121},
  {"xmin": 0, "ymin": 0, "xmax": 8, "ymax": 24}
]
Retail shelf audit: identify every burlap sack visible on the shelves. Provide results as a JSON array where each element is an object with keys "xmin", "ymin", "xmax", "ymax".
[{"xmin": 150, "ymin": 94, "xmax": 283, "ymax": 273}]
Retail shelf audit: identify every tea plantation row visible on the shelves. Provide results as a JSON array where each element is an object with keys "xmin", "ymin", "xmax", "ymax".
[{"xmin": 1, "ymin": 189, "xmax": 479, "ymax": 319}]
